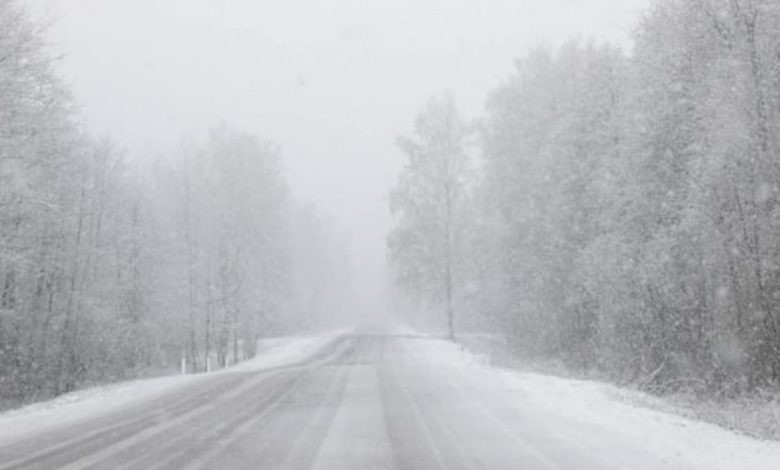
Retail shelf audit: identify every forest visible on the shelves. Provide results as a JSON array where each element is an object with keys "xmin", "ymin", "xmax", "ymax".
[
  {"xmin": 389, "ymin": 0, "xmax": 780, "ymax": 396},
  {"xmin": 4, "ymin": 0, "xmax": 780, "ymax": 409},
  {"xmin": 0, "ymin": 0, "xmax": 351, "ymax": 406}
]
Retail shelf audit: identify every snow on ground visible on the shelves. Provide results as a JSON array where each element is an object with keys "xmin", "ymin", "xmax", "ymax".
[
  {"xmin": 229, "ymin": 329, "xmax": 349, "ymax": 372},
  {"xmin": 5, "ymin": 325, "xmax": 780, "ymax": 469},
  {"xmin": 414, "ymin": 335, "xmax": 780, "ymax": 470},
  {"xmin": 0, "ymin": 329, "xmax": 347, "ymax": 445}
]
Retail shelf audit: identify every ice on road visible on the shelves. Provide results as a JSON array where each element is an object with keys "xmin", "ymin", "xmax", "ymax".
[{"xmin": 1, "ymin": 330, "xmax": 779, "ymax": 469}]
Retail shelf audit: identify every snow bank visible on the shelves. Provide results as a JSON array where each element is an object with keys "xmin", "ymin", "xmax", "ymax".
[
  {"xmin": 415, "ymin": 336, "xmax": 780, "ymax": 470},
  {"xmin": 0, "ymin": 330, "xmax": 347, "ymax": 445},
  {"xmin": 496, "ymin": 370, "xmax": 780, "ymax": 469},
  {"xmin": 229, "ymin": 329, "xmax": 349, "ymax": 372}
]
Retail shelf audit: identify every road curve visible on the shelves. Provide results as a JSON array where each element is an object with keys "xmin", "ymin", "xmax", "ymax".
[{"xmin": 0, "ymin": 332, "xmax": 684, "ymax": 470}]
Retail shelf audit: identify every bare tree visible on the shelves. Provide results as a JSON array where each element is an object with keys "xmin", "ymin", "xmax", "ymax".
[{"xmin": 388, "ymin": 94, "xmax": 472, "ymax": 339}]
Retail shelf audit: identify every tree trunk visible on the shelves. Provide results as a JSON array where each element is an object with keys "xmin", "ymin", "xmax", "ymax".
[{"xmin": 445, "ymin": 181, "xmax": 455, "ymax": 341}]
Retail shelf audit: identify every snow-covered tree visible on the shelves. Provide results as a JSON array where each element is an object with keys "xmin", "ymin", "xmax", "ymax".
[
  {"xmin": 471, "ymin": 1, "xmax": 780, "ymax": 393},
  {"xmin": 388, "ymin": 94, "xmax": 472, "ymax": 339},
  {"xmin": 0, "ymin": 0, "xmax": 349, "ymax": 404}
]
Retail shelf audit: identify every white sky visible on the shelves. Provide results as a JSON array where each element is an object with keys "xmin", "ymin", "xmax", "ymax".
[{"xmin": 27, "ymin": 0, "xmax": 649, "ymax": 312}]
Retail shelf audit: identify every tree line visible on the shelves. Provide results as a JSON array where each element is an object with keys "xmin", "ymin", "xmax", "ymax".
[
  {"xmin": 0, "ymin": 0, "xmax": 350, "ymax": 406},
  {"xmin": 390, "ymin": 0, "xmax": 780, "ymax": 395}
]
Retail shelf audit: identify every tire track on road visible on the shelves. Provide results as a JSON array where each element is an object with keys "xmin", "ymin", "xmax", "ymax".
[{"xmin": 0, "ymin": 334, "xmax": 352, "ymax": 470}]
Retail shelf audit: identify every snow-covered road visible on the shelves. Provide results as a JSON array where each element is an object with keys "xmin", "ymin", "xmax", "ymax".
[{"xmin": 1, "ymin": 330, "xmax": 779, "ymax": 469}]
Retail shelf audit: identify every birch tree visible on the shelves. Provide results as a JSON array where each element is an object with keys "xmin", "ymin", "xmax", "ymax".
[{"xmin": 388, "ymin": 94, "xmax": 472, "ymax": 339}]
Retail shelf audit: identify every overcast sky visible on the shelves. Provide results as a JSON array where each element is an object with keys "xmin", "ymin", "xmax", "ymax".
[{"xmin": 28, "ymin": 0, "xmax": 649, "ymax": 312}]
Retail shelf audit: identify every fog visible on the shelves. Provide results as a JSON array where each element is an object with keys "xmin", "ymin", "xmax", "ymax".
[
  {"xmin": 28, "ymin": 0, "xmax": 647, "ymax": 316},
  {"xmin": 8, "ymin": 1, "xmax": 780, "ymax": 466}
]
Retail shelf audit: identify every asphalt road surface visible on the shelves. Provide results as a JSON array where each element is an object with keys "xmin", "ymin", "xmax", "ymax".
[{"xmin": 0, "ymin": 332, "xmax": 686, "ymax": 470}]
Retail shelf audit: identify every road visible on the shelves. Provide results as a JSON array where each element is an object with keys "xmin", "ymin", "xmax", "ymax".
[{"xmin": 0, "ymin": 332, "xmax": 717, "ymax": 469}]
